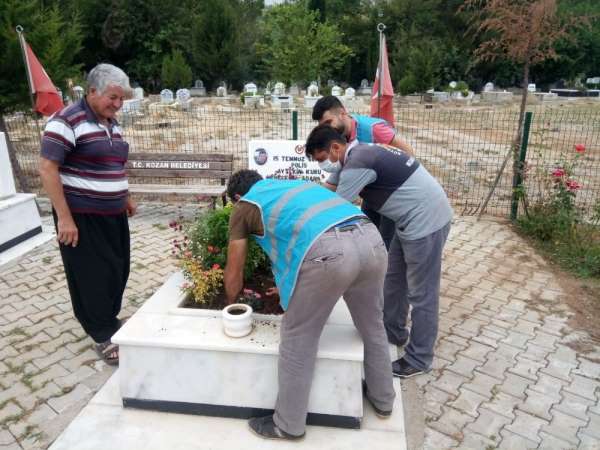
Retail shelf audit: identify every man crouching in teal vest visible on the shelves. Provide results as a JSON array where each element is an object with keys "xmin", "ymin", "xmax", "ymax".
[{"xmin": 224, "ymin": 169, "xmax": 396, "ymax": 440}]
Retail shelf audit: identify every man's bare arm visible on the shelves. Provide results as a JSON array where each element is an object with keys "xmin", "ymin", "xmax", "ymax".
[{"xmin": 224, "ymin": 238, "xmax": 248, "ymax": 304}]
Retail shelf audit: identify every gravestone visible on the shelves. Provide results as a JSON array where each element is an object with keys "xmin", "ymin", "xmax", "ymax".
[
  {"xmin": 289, "ymin": 84, "xmax": 300, "ymax": 96},
  {"xmin": 133, "ymin": 87, "xmax": 144, "ymax": 99},
  {"xmin": 304, "ymin": 82, "xmax": 321, "ymax": 108},
  {"xmin": 327, "ymin": 79, "xmax": 335, "ymax": 87},
  {"xmin": 176, "ymin": 88, "xmax": 191, "ymax": 103},
  {"xmin": 331, "ymin": 85, "xmax": 343, "ymax": 97},
  {"xmin": 307, "ymin": 82, "xmax": 319, "ymax": 97},
  {"xmin": 273, "ymin": 82, "xmax": 285, "ymax": 96},
  {"xmin": 344, "ymin": 87, "xmax": 355, "ymax": 99},
  {"xmin": 72, "ymin": 86, "xmax": 84, "ymax": 101},
  {"xmin": 244, "ymin": 83, "xmax": 258, "ymax": 95},
  {"xmin": 483, "ymin": 82, "xmax": 494, "ymax": 92},
  {"xmin": 122, "ymin": 99, "xmax": 142, "ymax": 114},
  {"xmin": 190, "ymin": 80, "xmax": 207, "ymax": 97},
  {"xmin": 216, "ymin": 86, "xmax": 227, "ymax": 97},
  {"xmin": 358, "ymin": 79, "xmax": 371, "ymax": 96},
  {"xmin": 527, "ymin": 83, "xmax": 537, "ymax": 93},
  {"xmin": 176, "ymin": 88, "xmax": 192, "ymax": 110},
  {"xmin": 160, "ymin": 89, "xmax": 174, "ymax": 103}
]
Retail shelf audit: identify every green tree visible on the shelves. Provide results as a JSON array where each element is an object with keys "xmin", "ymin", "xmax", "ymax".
[
  {"xmin": 161, "ymin": 49, "xmax": 193, "ymax": 90},
  {"xmin": 256, "ymin": 1, "xmax": 352, "ymax": 85},
  {"xmin": 188, "ymin": 0, "xmax": 241, "ymax": 90},
  {"xmin": 397, "ymin": 41, "xmax": 441, "ymax": 94},
  {"xmin": 0, "ymin": 0, "xmax": 83, "ymax": 112}
]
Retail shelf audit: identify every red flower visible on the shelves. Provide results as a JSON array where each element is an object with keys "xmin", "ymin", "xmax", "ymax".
[
  {"xmin": 212, "ymin": 264, "xmax": 221, "ymax": 270},
  {"xmin": 551, "ymin": 168, "xmax": 565, "ymax": 178},
  {"xmin": 207, "ymin": 245, "xmax": 215, "ymax": 253},
  {"xmin": 574, "ymin": 144, "xmax": 586, "ymax": 154},
  {"xmin": 565, "ymin": 179, "xmax": 581, "ymax": 191}
]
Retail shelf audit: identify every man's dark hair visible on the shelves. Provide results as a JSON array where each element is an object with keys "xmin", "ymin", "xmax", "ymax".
[
  {"xmin": 227, "ymin": 169, "xmax": 263, "ymax": 201},
  {"xmin": 311, "ymin": 95, "xmax": 344, "ymax": 121},
  {"xmin": 305, "ymin": 124, "xmax": 347, "ymax": 160}
]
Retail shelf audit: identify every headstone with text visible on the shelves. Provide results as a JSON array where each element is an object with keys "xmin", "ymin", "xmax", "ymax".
[{"xmin": 248, "ymin": 140, "xmax": 327, "ymax": 183}]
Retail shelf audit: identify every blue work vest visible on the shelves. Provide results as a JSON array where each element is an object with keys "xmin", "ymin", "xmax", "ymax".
[
  {"xmin": 241, "ymin": 179, "xmax": 363, "ymax": 310},
  {"xmin": 351, "ymin": 114, "xmax": 388, "ymax": 143}
]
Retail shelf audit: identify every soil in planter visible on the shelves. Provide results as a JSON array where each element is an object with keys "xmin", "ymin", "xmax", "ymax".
[
  {"xmin": 181, "ymin": 270, "xmax": 284, "ymax": 315},
  {"xmin": 228, "ymin": 308, "xmax": 247, "ymax": 315}
]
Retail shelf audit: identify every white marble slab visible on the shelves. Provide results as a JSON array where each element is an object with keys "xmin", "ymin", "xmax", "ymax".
[
  {"xmin": 0, "ymin": 194, "xmax": 43, "ymax": 247},
  {"xmin": 113, "ymin": 313, "xmax": 363, "ymax": 361},
  {"xmin": 49, "ymin": 371, "xmax": 407, "ymax": 450},
  {"xmin": 120, "ymin": 345, "xmax": 362, "ymax": 418},
  {"xmin": 0, "ymin": 225, "xmax": 54, "ymax": 267}
]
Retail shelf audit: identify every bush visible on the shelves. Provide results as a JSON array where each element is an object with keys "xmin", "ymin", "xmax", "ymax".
[
  {"xmin": 517, "ymin": 143, "xmax": 600, "ymax": 278},
  {"xmin": 398, "ymin": 74, "xmax": 419, "ymax": 95}
]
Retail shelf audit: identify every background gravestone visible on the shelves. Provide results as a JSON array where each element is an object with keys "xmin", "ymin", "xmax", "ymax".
[
  {"xmin": 160, "ymin": 89, "xmax": 174, "ymax": 103},
  {"xmin": 190, "ymin": 80, "xmax": 207, "ymax": 97}
]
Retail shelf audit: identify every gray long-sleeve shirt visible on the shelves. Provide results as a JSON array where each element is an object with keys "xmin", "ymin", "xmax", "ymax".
[{"xmin": 335, "ymin": 143, "xmax": 453, "ymax": 240}]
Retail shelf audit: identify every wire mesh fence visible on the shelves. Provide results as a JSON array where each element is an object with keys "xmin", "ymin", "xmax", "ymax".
[{"xmin": 3, "ymin": 99, "xmax": 599, "ymax": 218}]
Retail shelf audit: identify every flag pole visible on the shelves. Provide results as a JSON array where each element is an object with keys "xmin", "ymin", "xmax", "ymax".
[
  {"xmin": 15, "ymin": 25, "xmax": 44, "ymax": 204},
  {"xmin": 15, "ymin": 26, "xmax": 37, "ymax": 115},
  {"xmin": 376, "ymin": 23, "xmax": 386, "ymax": 117}
]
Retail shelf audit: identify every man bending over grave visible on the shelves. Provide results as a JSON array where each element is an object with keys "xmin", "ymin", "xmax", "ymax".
[
  {"xmin": 312, "ymin": 95, "xmax": 415, "ymax": 249},
  {"xmin": 305, "ymin": 125, "xmax": 453, "ymax": 378},
  {"xmin": 224, "ymin": 169, "xmax": 395, "ymax": 440}
]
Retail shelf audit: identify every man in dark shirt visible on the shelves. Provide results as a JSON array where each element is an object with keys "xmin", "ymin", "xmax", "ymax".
[
  {"xmin": 306, "ymin": 125, "xmax": 453, "ymax": 378},
  {"xmin": 312, "ymin": 96, "xmax": 415, "ymax": 249}
]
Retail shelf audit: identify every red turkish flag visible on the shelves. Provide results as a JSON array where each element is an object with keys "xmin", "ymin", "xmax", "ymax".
[
  {"xmin": 370, "ymin": 35, "xmax": 394, "ymax": 126},
  {"xmin": 23, "ymin": 41, "xmax": 63, "ymax": 116}
]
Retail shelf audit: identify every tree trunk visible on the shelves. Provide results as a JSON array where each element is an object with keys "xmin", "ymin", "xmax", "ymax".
[{"xmin": 0, "ymin": 115, "xmax": 30, "ymax": 193}]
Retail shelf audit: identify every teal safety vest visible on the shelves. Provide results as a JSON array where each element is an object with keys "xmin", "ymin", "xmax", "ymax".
[
  {"xmin": 241, "ymin": 179, "xmax": 363, "ymax": 310},
  {"xmin": 351, "ymin": 114, "xmax": 388, "ymax": 143}
]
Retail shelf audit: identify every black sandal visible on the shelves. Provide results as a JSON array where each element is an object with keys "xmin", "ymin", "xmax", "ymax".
[{"xmin": 95, "ymin": 341, "xmax": 119, "ymax": 366}]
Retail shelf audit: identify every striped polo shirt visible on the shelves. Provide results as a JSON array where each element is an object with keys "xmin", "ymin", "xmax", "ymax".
[{"xmin": 41, "ymin": 98, "xmax": 129, "ymax": 215}]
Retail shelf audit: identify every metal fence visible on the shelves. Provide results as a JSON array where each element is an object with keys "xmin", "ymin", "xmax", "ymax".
[{"xmin": 3, "ymin": 99, "xmax": 599, "ymax": 218}]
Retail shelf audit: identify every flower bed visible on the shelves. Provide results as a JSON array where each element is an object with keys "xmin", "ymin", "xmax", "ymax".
[{"xmin": 170, "ymin": 206, "xmax": 284, "ymax": 315}]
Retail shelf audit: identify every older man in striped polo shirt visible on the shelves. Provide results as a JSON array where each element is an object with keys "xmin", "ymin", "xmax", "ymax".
[{"xmin": 39, "ymin": 63, "xmax": 136, "ymax": 366}]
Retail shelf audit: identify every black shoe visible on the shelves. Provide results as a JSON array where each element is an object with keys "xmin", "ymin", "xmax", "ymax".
[
  {"xmin": 362, "ymin": 380, "xmax": 393, "ymax": 419},
  {"xmin": 392, "ymin": 358, "xmax": 426, "ymax": 378},
  {"xmin": 248, "ymin": 415, "xmax": 305, "ymax": 441}
]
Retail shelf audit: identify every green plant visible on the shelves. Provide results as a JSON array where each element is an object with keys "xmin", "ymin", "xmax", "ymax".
[
  {"xmin": 171, "ymin": 206, "xmax": 270, "ymax": 303},
  {"xmin": 517, "ymin": 143, "xmax": 600, "ymax": 278}
]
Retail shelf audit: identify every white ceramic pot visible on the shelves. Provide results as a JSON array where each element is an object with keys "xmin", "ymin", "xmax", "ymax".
[{"xmin": 222, "ymin": 303, "xmax": 253, "ymax": 338}]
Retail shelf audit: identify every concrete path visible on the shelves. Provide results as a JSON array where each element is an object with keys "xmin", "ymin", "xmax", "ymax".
[{"xmin": 0, "ymin": 203, "xmax": 598, "ymax": 449}]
